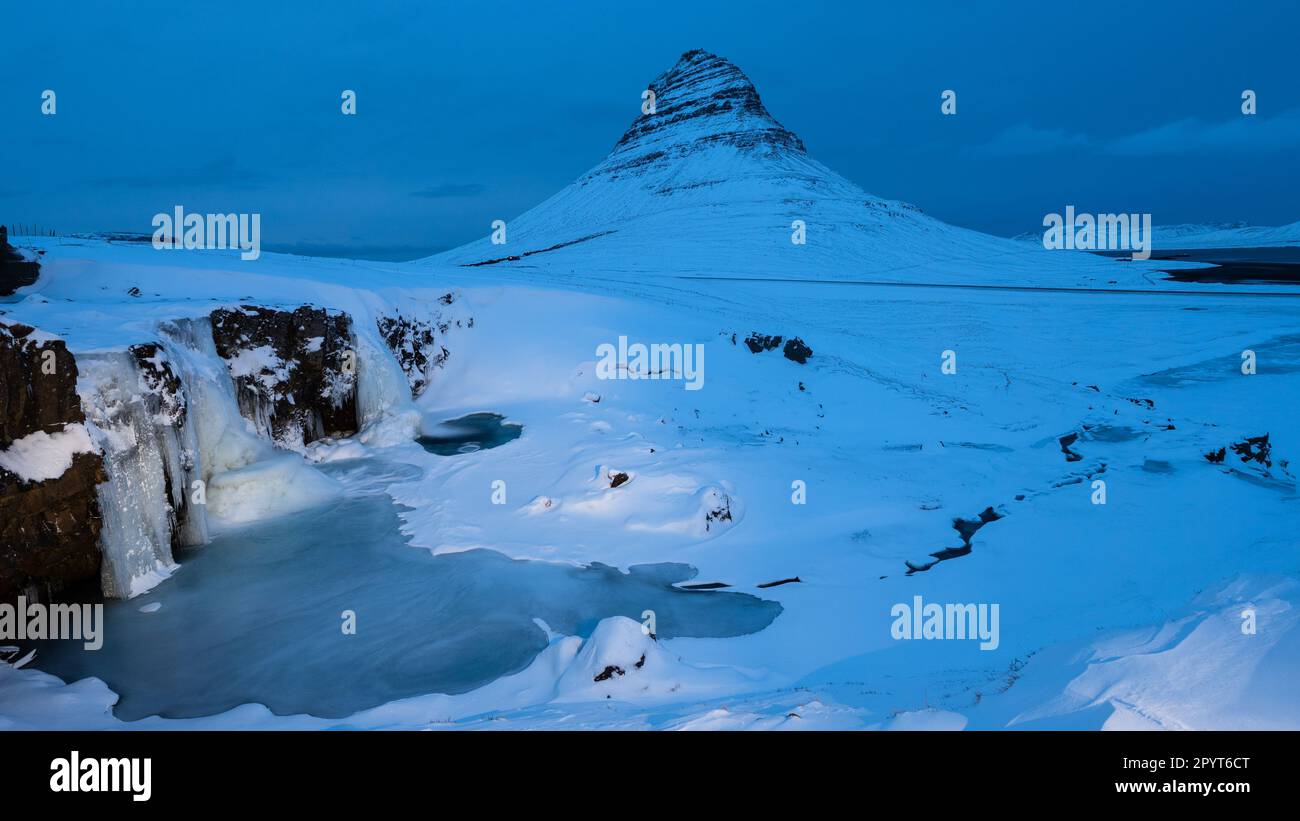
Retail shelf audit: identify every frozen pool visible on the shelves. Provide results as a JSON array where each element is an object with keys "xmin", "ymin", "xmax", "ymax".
[
  {"xmin": 31, "ymin": 459, "xmax": 781, "ymax": 720},
  {"xmin": 417, "ymin": 412, "xmax": 522, "ymax": 455}
]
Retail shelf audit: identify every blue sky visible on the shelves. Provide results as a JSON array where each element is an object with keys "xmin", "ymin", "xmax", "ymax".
[{"xmin": 3, "ymin": 0, "xmax": 1297, "ymax": 259}]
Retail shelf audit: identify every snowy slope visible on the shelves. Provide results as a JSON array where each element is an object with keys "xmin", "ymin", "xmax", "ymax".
[{"xmin": 6, "ymin": 230, "xmax": 1297, "ymax": 730}]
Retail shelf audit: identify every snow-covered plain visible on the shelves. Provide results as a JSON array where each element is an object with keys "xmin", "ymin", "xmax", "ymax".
[{"xmin": 3, "ymin": 51, "xmax": 1298, "ymax": 730}]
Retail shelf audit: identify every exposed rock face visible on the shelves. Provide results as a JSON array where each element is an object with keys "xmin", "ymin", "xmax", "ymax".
[
  {"xmin": 0, "ymin": 323, "xmax": 85, "ymax": 442},
  {"xmin": 210, "ymin": 305, "xmax": 358, "ymax": 448},
  {"xmin": 0, "ymin": 229, "xmax": 42, "ymax": 297},
  {"xmin": 0, "ymin": 322, "xmax": 105, "ymax": 604},
  {"xmin": 130, "ymin": 343, "xmax": 186, "ymax": 428},
  {"xmin": 376, "ymin": 300, "xmax": 454, "ymax": 398},
  {"xmin": 605, "ymin": 49, "xmax": 806, "ymax": 178}
]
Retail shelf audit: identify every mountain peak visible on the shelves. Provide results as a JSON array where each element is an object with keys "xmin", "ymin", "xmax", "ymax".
[{"xmin": 593, "ymin": 50, "xmax": 805, "ymax": 180}]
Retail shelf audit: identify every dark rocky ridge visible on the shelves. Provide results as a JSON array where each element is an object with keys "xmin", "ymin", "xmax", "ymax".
[
  {"xmin": 595, "ymin": 50, "xmax": 806, "ymax": 181},
  {"xmin": 0, "ymin": 321, "xmax": 106, "ymax": 604},
  {"xmin": 0, "ymin": 227, "xmax": 42, "ymax": 297},
  {"xmin": 211, "ymin": 305, "xmax": 358, "ymax": 447}
]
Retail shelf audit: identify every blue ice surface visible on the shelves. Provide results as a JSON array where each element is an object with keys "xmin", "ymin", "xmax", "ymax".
[{"xmin": 31, "ymin": 458, "xmax": 781, "ymax": 720}]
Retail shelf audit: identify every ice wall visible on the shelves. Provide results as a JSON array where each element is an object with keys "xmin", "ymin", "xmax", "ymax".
[
  {"xmin": 77, "ymin": 353, "xmax": 179, "ymax": 598},
  {"xmin": 354, "ymin": 332, "xmax": 421, "ymax": 446},
  {"xmin": 75, "ymin": 310, "xmax": 416, "ymax": 598}
]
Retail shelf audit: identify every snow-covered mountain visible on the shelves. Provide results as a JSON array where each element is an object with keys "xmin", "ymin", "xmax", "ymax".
[
  {"xmin": 427, "ymin": 50, "xmax": 1125, "ymax": 286},
  {"xmin": 1150, "ymin": 221, "xmax": 1300, "ymax": 249},
  {"xmin": 1015, "ymin": 220, "xmax": 1300, "ymax": 250}
]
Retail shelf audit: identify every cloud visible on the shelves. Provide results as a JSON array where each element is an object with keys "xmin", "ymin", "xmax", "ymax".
[
  {"xmin": 974, "ymin": 109, "xmax": 1300, "ymax": 159},
  {"xmin": 971, "ymin": 123, "xmax": 1093, "ymax": 157},
  {"xmin": 411, "ymin": 183, "xmax": 488, "ymax": 199},
  {"xmin": 91, "ymin": 157, "xmax": 270, "ymax": 190},
  {"xmin": 1102, "ymin": 108, "xmax": 1300, "ymax": 155}
]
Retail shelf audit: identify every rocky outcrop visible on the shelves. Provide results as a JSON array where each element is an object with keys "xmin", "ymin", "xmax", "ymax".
[
  {"xmin": 210, "ymin": 305, "xmax": 358, "ymax": 449},
  {"xmin": 782, "ymin": 337, "xmax": 812, "ymax": 364},
  {"xmin": 742, "ymin": 332, "xmax": 813, "ymax": 364},
  {"xmin": 130, "ymin": 343, "xmax": 187, "ymax": 428},
  {"xmin": 376, "ymin": 298, "xmax": 456, "ymax": 397},
  {"xmin": 0, "ymin": 228, "xmax": 41, "ymax": 297},
  {"xmin": 603, "ymin": 49, "xmax": 806, "ymax": 179},
  {"xmin": 0, "ymin": 322, "xmax": 106, "ymax": 604},
  {"xmin": 744, "ymin": 332, "xmax": 782, "ymax": 354}
]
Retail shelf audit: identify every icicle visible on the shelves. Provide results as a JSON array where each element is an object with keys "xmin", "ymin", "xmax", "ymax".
[
  {"xmin": 354, "ymin": 332, "xmax": 421, "ymax": 447},
  {"xmin": 159, "ymin": 317, "xmax": 343, "ymax": 526},
  {"xmin": 77, "ymin": 353, "xmax": 178, "ymax": 598}
]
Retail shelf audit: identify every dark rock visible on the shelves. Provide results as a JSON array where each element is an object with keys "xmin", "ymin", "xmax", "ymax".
[
  {"xmin": 1204, "ymin": 447, "xmax": 1226, "ymax": 464},
  {"xmin": 0, "ymin": 323, "xmax": 85, "ymax": 443},
  {"xmin": 1229, "ymin": 434, "xmax": 1271, "ymax": 467},
  {"xmin": 954, "ymin": 507, "xmax": 1002, "ymax": 544},
  {"xmin": 782, "ymin": 337, "xmax": 812, "ymax": 364},
  {"xmin": 376, "ymin": 312, "xmax": 447, "ymax": 397},
  {"xmin": 130, "ymin": 343, "xmax": 186, "ymax": 428},
  {"xmin": 0, "ymin": 230, "xmax": 41, "ymax": 297},
  {"xmin": 609, "ymin": 471, "xmax": 630, "ymax": 488},
  {"xmin": 461, "ymin": 231, "xmax": 616, "ymax": 268},
  {"xmin": 210, "ymin": 305, "xmax": 358, "ymax": 447},
  {"xmin": 744, "ymin": 332, "xmax": 782, "ymax": 353},
  {"xmin": 906, "ymin": 506, "xmax": 1003, "ymax": 576},
  {"xmin": 1, "ymin": 452, "xmax": 107, "ymax": 605},
  {"xmin": 1058, "ymin": 432, "xmax": 1082, "ymax": 462},
  {"xmin": 756, "ymin": 576, "xmax": 802, "ymax": 588},
  {"xmin": 0, "ymin": 322, "xmax": 106, "ymax": 604},
  {"xmin": 593, "ymin": 664, "xmax": 625, "ymax": 682},
  {"xmin": 705, "ymin": 493, "xmax": 733, "ymax": 531}
]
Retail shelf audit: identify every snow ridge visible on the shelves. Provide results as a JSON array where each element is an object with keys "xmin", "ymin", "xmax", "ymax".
[{"xmin": 599, "ymin": 49, "xmax": 806, "ymax": 179}]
